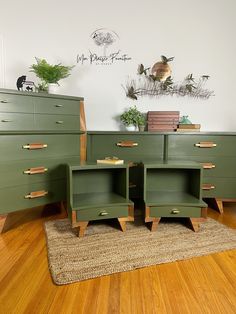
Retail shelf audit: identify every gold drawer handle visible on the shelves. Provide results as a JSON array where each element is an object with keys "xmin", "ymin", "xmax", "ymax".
[
  {"xmin": 117, "ymin": 141, "xmax": 138, "ymax": 147},
  {"xmin": 99, "ymin": 211, "xmax": 109, "ymax": 216},
  {"xmin": 171, "ymin": 209, "xmax": 180, "ymax": 214},
  {"xmin": 23, "ymin": 167, "xmax": 48, "ymax": 175},
  {"xmin": 0, "ymin": 100, "xmax": 9, "ymax": 103},
  {"xmin": 195, "ymin": 142, "xmax": 217, "ymax": 148},
  {"xmin": 201, "ymin": 163, "xmax": 216, "ymax": 169},
  {"xmin": 23, "ymin": 143, "xmax": 48, "ymax": 150},
  {"xmin": 25, "ymin": 190, "xmax": 48, "ymax": 199},
  {"xmin": 202, "ymin": 184, "xmax": 215, "ymax": 190},
  {"xmin": 56, "ymin": 120, "xmax": 64, "ymax": 124},
  {"xmin": 1, "ymin": 119, "xmax": 13, "ymax": 122},
  {"xmin": 55, "ymin": 104, "xmax": 63, "ymax": 107}
]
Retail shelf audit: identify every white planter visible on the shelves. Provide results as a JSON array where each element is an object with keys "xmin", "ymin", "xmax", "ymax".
[
  {"xmin": 125, "ymin": 125, "xmax": 136, "ymax": 131},
  {"xmin": 48, "ymin": 83, "xmax": 59, "ymax": 94}
]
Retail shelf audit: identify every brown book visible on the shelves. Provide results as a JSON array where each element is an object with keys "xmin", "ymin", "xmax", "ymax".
[
  {"xmin": 176, "ymin": 128, "xmax": 200, "ymax": 132},
  {"xmin": 178, "ymin": 124, "xmax": 201, "ymax": 129}
]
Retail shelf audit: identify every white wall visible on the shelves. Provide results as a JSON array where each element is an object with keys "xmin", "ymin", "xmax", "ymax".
[{"xmin": 1, "ymin": 0, "xmax": 236, "ymax": 131}]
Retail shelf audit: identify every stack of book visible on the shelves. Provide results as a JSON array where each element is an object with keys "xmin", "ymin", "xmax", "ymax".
[
  {"xmin": 97, "ymin": 157, "xmax": 124, "ymax": 165},
  {"xmin": 147, "ymin": 111, "xmax": 180, "ymax": 131},
  {"xmin": 177, "ymin": 124, "xmax": 201, "ymax": 132}
]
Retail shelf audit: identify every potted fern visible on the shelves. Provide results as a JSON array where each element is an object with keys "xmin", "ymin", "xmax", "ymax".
[{"xmin": 30, "ymin": 58, "xmax": 74, "ymax": 93}]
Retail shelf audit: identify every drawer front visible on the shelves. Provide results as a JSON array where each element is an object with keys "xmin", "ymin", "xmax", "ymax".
[
  {"xmin": 0, "ymin": 134, "xmax": 80, "ymax": 161},
  {"xmin": 88, "ymin": 134, "xmax": 164, "ymax": 161},
  {"xmin": 0, "ymin": 158, "xmax": 71, "ymax": 188},
  {"xmin": 0, "ymin": 93, "xmax": 33, "ymax": 113},
  {"xmin": 76, "ymin": 206, "xmax": 129, "ymax": 221},
  {"xmin": 35, "ymin": 114, "xmax": 80, "ymax": 131},
  {"xmin": 168, "ymin": 135, "xmax": 236, "ymax": 157},
  {"xmin": 169, "ymin": 156, "xmax": 236, "ymax": 178},
  {"xmin": 34, "ymin": 98, "xmax": 80, "ymax": 115},
  {"xmin": 0, "ymin": 113, "xmax": 34, "ymax": 130},
  {"xmin": 202, "ymin": 177, "xmax": 236, "ymax": 198},
  {"xmin": 0, "ymin": 179, "xmax": 66, "ymax": 214},
  {"xmin": 150, "ymin": 206, "xmax": 202, "ymax": 218}
]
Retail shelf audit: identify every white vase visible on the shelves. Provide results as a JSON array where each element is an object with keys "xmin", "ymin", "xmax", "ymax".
[
  {"xmin": 48, "ymin": 83, "xmax": 59, "ymax": 94},
  {"xmin": 126, "ymin": 125, "xmax": 136, "ymax": 131}
]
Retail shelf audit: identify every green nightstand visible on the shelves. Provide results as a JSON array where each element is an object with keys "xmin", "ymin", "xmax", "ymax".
[
  {"xmin": 67, "ymin": 162, "xmax": 134, "ymax": 237},
  {"xmin": 143, "ymin": 161, "xmax": 207, "ymax": 232}
]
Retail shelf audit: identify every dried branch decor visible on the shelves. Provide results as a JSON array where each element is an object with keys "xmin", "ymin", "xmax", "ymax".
[{"xmin": 124, "ymin": 56, "xmax": 214, "ymax": 100}]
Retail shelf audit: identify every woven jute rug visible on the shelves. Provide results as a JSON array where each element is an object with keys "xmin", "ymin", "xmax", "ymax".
[{"xmin": 44, "ymin": 217, "xmax": 236, "ymax": 285}]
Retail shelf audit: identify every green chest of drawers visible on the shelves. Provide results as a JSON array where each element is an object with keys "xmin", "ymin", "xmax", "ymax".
[
  {"xmin": 0, "ymin": 89, "xmax": 83, "ymax": 215},
  {"xmin": 87, "ymin": 131, "xmax": 236, "ymax": 212}
]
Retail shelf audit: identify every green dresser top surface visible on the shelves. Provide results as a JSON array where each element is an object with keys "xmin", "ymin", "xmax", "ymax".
[
  {"xmin": 0, "ymin": 88, "xmax": 84, "ymax": 101},
  {"xmin": 143, "ymin": 160, "xmax": 203, "ymax": 169},
  {"xmin": 87, "ymin": 131, "xmax": 236, "ymax": 136},
  {"xmin": 67, "ymin": 161, "xmax": 129, "ymax": 170}
]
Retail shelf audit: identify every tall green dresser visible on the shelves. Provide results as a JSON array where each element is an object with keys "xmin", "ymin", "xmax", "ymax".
[{"xmin": 0, "ymin": 89, "xmax": 83, "ymax": 231}]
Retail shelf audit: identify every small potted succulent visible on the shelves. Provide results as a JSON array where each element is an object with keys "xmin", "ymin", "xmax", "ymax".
[
  {"xmin": 120, "ymin": 105, "xmax": 143, "ymax": 131},
  {"xmin": 30, "ymin": 57, "xmax": 74, "ymax": 93},
  {"xmin": 137, "ymin": 113, "xmax": 146, "ymax": 131}
]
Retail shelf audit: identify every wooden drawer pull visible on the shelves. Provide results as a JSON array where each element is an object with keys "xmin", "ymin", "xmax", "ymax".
[
  {"xmin": 171, "ymin": 209, "xmax": 180, "ymax": 214},
  {"xmin": 22, "ymin": 143, "xmax": 48, "ymax": 149},
  {"xmin": 1, "ymin": 119, "xmax": 13, "ymax": 122},
  {"xmin": 195, "ymin": 142, "xmax": 217, "ymax": 148},
  {"xmin": 23, "ymin": 167, "xmax": 48, "ymax": 175},
  {"xmin": 117, "ymin": 141, "xmax": 138, "ymax": 147},
  {"xmin": 0, "ymin": 100, "xmax": 9, "ymax": 103},
  {"xmin": 25, "ymin": 190, "xmax": 48, "ymax": 199},
  {"xmin": 56, "ymin": 120, "xmax": 64, "ymax": 124},
  {"xmin": 202, "ymin": 184, "xmax": 215, "ymax": 190},
  {"xmin": 99, "ymin": 211, "xmax": 109, "ymax": 216},
  {"xmin": 201, "ymin": 163, "xmax": 216, "ymax": 169}
]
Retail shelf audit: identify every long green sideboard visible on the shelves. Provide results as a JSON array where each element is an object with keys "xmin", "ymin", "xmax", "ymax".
[
  {"xmin": 87, "ymin": 131, "xmax": 236, "ymax": 213},
  {"xmin": 0, "ymin": 89, "xmax": 83, "ymax": 232}
]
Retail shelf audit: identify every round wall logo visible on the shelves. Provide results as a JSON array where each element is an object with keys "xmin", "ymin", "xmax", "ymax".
[{"xmin": 76, "ymin": 28, "xmax": 131, "ymax": 66}]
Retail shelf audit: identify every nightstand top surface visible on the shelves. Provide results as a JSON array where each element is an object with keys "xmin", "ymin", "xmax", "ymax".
[
  {"xmin": 67, "ymin": 161, "xmax": 129, "ymax": 170},
  {"xmin": 143, "ymin": 160, "xmax": 202, "ymax": 169}
]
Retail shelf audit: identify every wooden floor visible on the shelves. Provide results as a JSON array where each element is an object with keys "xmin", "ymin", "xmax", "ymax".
[{"xmin": 0, "ymin": 203, "xmax": 236, "ymax": 314}]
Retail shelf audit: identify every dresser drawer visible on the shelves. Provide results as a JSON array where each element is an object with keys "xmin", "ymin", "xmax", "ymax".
[
  {"xmin": 168, "ymin": 135, "xmax": 236, "ymax": 157},
  {"xmin": 202, "ymin": 177, "xmax": 236, "ymax": 198},
  {"xmin": 76, "ymin": 206, "xmax": 129, "ymax": 221},
  {"xmin": 0, "ymin": 113, "xmax": 34, "ymax": 130},
  {"xmin": 0, "ymin": 158, "xmax": 70, "ymax": 188},
  {"xmin": 0, "ymin": 179, "xmax": 66, "ymax": 214},
  {"xmin": 88, "ymin": 134, "xmax": 164, "ymax": 161},
  {"xmin": 169, "ymin": 156, "xmax": 236, "ymax": 178},
  {"xmin": 35, "ymin": 114, "xmax": 80, "ymax": 131},
  {"xmin": 150, "ymin": 206, "xmax": 202, "ymax": 218},
  {"xmin": 0, "ymin": 93, "xmax": 33, "ymax": 113},
  {"xmin": 0, "ymin": 134, "xmax": 80, "ymax": 161},
  {"xmin": 34, "ymin": 98, "xmax": 80, "ymax": 115}
]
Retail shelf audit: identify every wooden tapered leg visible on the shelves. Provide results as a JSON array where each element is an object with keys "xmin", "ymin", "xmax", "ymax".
[
  {"xmin": 204, "ymin": 198, "xmax": 224, "ymax": 214},
  {"xmin": 77, "ymin": 221, "xmax": 89, "ymax": 237},
  {"xmin": 0, "ymin": 214, "xmax": 8, "ymax": 233},
  {"xmin": 189, "ymin": 218, "xmax": 200, "ymax": 232},
  {"xmin": 118, "ymin": 218, "xmax": 127, "ymax": 232},
  {"xmin": 151, "ymin": 218, "xmax": 161, "ymax": 232}
]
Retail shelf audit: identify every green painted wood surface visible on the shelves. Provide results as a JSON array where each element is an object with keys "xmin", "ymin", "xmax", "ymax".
[
  {"xmin": 34, "ymin": 98, "xmax": 80, "ymax": 115},
  {"xmin": 202, "ymin": 177, "xmax": 236, "ymax": 198},
  {"xmin": 0, "ymin": 113, "xmax": 34, "ymax": 130},
  {"xmin": 0, "ymin": 93, "xmax": 33, "ymax": 113},
  {"xmin": 76, "ymin": 205, "xmax": 129, "ymax": 221},
  {"xmin": 87, "ymin": 134, "xmax": 164, "ymax": 162},
  {"xmin": 35, "ymin": 114, "xmax": 80, "ymax": 131},
  {"xmin": 0, "ymin": 179, "xmax": 66, "ymax": 213},
  {"xmin": 150, "ymin": 205, "xmax": 202, "ymax": 218},
  {"xmin": 168, "ymin": 135, "xmax": 236, "ymax": 157},
  {"xmin": 0, "ymin": 134, "xmax": 80, "ymax": 161}
]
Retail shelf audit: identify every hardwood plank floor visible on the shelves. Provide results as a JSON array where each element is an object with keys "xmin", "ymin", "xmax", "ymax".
[{"xmin": 0, "ymin": 203, "xmax": 236, "ymax": 314}]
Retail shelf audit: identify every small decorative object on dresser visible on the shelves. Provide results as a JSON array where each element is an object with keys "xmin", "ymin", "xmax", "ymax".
[{"xmin": 120, "ymin": 105, "xmax": 143, "ymax": 131}]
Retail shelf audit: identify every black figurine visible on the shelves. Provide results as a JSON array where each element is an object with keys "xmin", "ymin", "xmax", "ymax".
[{"xmin": 16, "ymin": 75, "xmax": 26, "ymax": 91}]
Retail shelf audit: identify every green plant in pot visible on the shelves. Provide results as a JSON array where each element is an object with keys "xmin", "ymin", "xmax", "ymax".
[
  {"xmin": 30, "ymin": 58, "xmax": 74, "ymax": 93},
  {"xmin": 120, "ymin": 105, "xmax": 142, "ymax": 131},
  {"xmin": 137, "ymin": 113, "xmax": 146, "ymax": 131}
]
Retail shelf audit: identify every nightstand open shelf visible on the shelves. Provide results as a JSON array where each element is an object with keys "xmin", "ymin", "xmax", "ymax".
[
  {"xmin": 67, "ymin": 162, "xmax": 134, "ymax": 237},
  {"xmin": 144, "ymin": 162, "xmax": 207, "ymax": 232}
]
